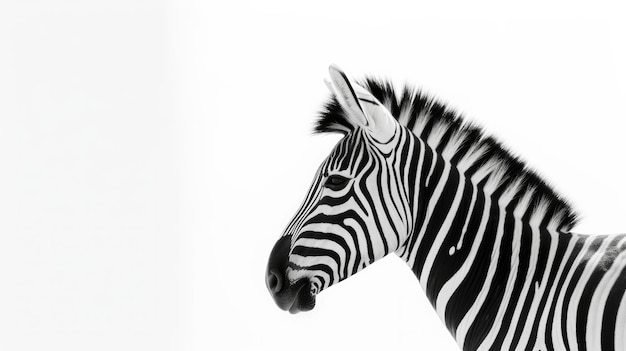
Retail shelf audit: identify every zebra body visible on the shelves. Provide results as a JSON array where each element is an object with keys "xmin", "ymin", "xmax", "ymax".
[{"xmin": 266, "ymin": 66, "xmax": 626, "ymax": 351}]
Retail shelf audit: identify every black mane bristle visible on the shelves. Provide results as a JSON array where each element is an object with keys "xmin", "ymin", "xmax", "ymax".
[{"xmin": 315, "ymin": 77, "xmax": 579, "ymax": 231}]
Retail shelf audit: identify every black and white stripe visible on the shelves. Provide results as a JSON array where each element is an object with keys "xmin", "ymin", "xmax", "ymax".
[{"xmin": 266, "ymin": 66, "xmax": 626, "ymax": 350}]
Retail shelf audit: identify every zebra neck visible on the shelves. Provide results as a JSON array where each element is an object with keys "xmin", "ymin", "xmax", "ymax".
[{"xmin": 395, "ymin": 137, "xmax": 573, "ymax": 345}]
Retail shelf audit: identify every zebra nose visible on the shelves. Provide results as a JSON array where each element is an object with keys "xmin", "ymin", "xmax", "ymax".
[
  {"xmin": 266, "ymin": 268, "xmax": 283, "ymax": 294},
  {"xmin": 266, "ymin": 235, "xmax": 291, "ymax": 296}
]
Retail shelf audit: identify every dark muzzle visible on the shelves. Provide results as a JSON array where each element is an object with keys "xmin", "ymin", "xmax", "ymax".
[{"xmin": 266, "ymin": 235, "xmax": 316, "ymax": 313}]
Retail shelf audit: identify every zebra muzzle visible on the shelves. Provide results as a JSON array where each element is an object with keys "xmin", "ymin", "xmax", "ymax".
[
  {"xmin": 265, "ymin": 277, "xmax": 315, "ymax": 313},
  {"xmin": 266, "ymin": 235, "xmax": 316, "ymax": 314}
]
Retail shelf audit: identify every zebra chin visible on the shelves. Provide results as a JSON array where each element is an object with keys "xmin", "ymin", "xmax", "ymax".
[{"xmin": 269, "ymin": 277, "xmax": 316, "ymax": 314}]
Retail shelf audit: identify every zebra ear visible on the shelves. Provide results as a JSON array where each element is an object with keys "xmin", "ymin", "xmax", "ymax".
[
  {"xmin": 327, "ymin": 65, "xmax": 396, "ymax": 143},
  {"xmin": 327, "ymin": 65, "xmax": 369, "ymax": 127}
]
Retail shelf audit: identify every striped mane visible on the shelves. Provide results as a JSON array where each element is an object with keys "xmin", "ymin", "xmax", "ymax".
[{"xmin": 315, "ymin": 78, "xmax": 579, "ymax": 231}]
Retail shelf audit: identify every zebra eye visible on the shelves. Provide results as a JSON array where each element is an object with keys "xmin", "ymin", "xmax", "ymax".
[{"xmin": 324, "ymin": 174, "xmax": 350, "ymax": 190}]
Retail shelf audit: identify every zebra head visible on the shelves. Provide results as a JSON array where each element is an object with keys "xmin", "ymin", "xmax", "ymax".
[{"xmin": 266, "ymin": 66, "xmax": 416, "ymax": 313}]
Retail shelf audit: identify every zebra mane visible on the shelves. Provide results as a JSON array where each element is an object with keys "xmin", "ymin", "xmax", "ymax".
[{"xmin": 315, "ymin": 78, "xmax": 579, "ymax": 231}]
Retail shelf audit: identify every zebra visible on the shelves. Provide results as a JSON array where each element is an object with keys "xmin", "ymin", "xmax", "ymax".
[{"xmin": 265, "ymin": 65, "xmax": 626, "ymax": 351}]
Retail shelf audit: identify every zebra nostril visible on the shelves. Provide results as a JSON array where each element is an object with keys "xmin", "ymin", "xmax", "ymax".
[{"xmin": 266, "ymin": 269, "xmax": 283, "ymax": 294}]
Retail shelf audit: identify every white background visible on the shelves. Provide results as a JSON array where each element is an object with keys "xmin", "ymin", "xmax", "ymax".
[{"xmin": 1, "ymin": 1, "xmax": 626, "ymax": 350}]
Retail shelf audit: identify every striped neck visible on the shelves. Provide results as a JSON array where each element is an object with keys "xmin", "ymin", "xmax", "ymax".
[{"xmin": 394, "ymin": 131, "xmax": 577, "ymax": 350}]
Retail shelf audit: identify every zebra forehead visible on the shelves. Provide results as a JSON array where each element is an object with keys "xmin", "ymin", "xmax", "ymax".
[
  {"xmin": 326, "ymin": 131, "xmax": 372, "ymax": 172},
  {"xmin": 315, "ymin": 76, "xmax": 579, "ymax": 231}
]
